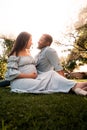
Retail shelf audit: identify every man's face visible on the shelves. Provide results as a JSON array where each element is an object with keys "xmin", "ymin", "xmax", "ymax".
[{"xmin": 38, "ymin": 35, "xmax": 48, "ymax": 49}]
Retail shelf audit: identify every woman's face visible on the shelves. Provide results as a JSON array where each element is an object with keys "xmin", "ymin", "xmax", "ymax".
[{"xmin": 26, "ymin": 36, "xmax": 33, "ymax": 49}]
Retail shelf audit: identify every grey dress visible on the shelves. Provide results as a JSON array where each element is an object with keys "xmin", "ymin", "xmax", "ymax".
[{"xmin": 5, "ymin": 55, "xmax": 76, "ymax": 93}]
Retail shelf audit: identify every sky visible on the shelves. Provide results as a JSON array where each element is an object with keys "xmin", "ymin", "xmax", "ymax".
[
  {"xmin": 0, "ymin": 0, "xmax": 87, "ymax": 39},
  {"xmin": 0, "ymin": 0, "xmax": 87, "ymax": 56}
]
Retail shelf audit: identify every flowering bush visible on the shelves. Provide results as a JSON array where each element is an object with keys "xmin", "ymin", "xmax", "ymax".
[{"xmin": 0, "ymin": 59, "xmax": 7, "ymax": 79}]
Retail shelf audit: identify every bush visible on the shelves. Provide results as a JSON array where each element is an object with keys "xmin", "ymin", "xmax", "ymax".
[{"xmin": 0, "ymin": 59, "xmax": 7, "ymax": 79}]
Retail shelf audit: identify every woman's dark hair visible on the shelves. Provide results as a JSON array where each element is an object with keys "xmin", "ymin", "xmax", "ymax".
[{"xmin": 9, "ymin": 32, "xmax": 31, "ymax": 56}]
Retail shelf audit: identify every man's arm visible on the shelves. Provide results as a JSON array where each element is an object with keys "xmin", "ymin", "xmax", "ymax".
[
  {"xmin": 46, "ymin": 47, "xmax": 65, "ymax": 76},
  {"xmin": 56, "ymin": 70, "xmax": 65, "ymax": 77}
]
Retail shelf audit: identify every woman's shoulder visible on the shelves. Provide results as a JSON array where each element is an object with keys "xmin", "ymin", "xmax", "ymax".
[{"xmin": 8, "ymin": 55, "xmax": 20, "ymax": 62}]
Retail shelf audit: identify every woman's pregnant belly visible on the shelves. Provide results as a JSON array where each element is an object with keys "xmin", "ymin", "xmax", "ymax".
[{"xmin": 19, "ymin": 65, "xmax": 37, "ymax": 74}]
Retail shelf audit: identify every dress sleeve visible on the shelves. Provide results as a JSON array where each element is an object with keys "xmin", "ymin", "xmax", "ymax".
[
  {"xmin": 5, "ymin": 56, "xmax": 21, "ymax": 81},
  {"xmin": 45, "ymin": 48, "xmax": 63, "ymax": 71}
]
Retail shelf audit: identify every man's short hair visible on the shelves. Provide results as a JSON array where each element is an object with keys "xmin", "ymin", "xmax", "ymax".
[{"xmin": 43, "ymin": 34, "xmax": 53, "ymax": 44}]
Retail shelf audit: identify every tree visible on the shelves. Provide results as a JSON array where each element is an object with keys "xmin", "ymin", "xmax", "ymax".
[
  {"xmin": 2, "ymin": 38, "xmax": 14, "ymax": 57},
  {"xmin": 75, "ymin": 6, "xmax": 87, "ymax": 29},
  {"xmin": 0, "ymin": 36, "xmax": 14, "ymax": 79},
  {"xmin": 0, "ymin": 35, "xmax": 15, "ymax": 59},
  {"xmin": 63, "ymin": 5, "xmax": 87, "ymax": 72},
  {"xmin": 76, "ymin": 24, "xmax": 87, "ymax": 52}
]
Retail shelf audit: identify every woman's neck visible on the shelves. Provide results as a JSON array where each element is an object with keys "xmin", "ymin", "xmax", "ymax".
[{"xmin": 18, "ymin": 49, "xmax": 31, "ymax": 56}]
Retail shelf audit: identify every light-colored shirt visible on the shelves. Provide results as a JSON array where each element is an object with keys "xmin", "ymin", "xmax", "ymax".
[{"xmin": 36, "ymin": 46, "xmax": 63, "ymax": 72}]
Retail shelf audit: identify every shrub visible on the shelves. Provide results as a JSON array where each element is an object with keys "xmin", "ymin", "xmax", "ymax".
[{"xmin": 0, "ymin": 59, "xmax": 7, "ymax": 79}]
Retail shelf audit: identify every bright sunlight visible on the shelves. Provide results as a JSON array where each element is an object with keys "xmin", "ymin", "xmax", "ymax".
[{"xmin": 0, "ymin": 0, "xmax": 87, "ymax": 56}]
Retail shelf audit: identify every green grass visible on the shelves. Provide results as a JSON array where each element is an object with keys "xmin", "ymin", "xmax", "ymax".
[
  {"xmin": 0, "ymin": 85, "xmax": 87, "ymax": 130},
  {"xmin": 74, "ymin": 79, "xmax": 87, "ymax": 82}
]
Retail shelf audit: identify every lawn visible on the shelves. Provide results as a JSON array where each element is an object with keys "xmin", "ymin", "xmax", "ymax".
[{"xmin": 0, "ymin": 82, "xmax": 87, "ymax": 130}]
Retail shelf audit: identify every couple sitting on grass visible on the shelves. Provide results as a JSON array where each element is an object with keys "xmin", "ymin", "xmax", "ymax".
[{"xmin": 1, "ymin": 32, "xmax": 87, "ymax": 95}]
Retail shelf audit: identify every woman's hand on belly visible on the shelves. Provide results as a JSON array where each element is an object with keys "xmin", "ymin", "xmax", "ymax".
[
  {"xmin": 16, "ymin": 72, "xmax": 38, "ymax": 79},
  {"xmin": 29, "ymin": 72, "xmax": 38, "ymax": 79}
]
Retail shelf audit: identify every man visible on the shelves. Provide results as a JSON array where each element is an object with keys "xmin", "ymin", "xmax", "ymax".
[
  {"xmin": 0, "ymin": 34, "xmax": 64, "ymax": 87},
  {"xmin": 36, "ymin": 34, "xmax": 64, "ymax": 76}
]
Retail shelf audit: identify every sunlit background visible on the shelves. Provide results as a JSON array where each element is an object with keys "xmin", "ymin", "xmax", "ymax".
[{"xmin": 0, "ymin": 0, "xmax": 87, "ymax": 58}]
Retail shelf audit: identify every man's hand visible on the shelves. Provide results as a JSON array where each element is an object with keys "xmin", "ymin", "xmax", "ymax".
[{"xmin": 57, "ymin": 70, "xmax": 65, "ymax": 77}]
